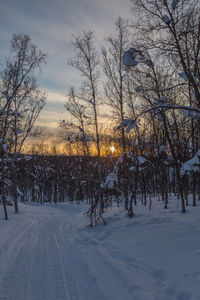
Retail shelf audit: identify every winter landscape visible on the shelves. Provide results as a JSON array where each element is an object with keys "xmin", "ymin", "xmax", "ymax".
[
  {"xmin": 1, "ymin": 198, "xmax": 200, "ymax": 300},
  {"xmin": 1, "ymin": 0, "xmax": 200, "ymax": 299}
]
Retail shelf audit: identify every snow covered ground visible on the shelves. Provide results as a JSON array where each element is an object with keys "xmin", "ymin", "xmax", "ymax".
[{"xmin": 0, "ymin": 197, "xmax": 200, "ymax": 300}]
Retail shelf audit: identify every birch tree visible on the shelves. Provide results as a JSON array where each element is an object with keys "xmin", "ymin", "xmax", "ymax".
[
  {"xmin": 0, "ymin": 33, "xmax": 46, "ymax": 217},
  {"xmin": 102, "ymin": 17, "xmax": 130, "ymax": 153},
  {"xmin": 69, "ymin": 31, "xmax": 101, "ymax": 157}
]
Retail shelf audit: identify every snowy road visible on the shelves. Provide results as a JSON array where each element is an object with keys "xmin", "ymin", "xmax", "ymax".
[
  {"xmin": 1, "ymin": 201, "xmax": 200, "ymax": 300},
  {"xmin": 0, "ymin": 204, "xmax": 105, "ymax": 300}
]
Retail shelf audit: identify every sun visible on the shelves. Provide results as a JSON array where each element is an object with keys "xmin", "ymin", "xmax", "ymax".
[{"xmin": 110, "ymin": 146, "xmax": 115, "ymax": 153}]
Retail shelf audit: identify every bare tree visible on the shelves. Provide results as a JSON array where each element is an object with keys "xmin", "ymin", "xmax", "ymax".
[
  {"xmin": 124, "ymin": 0, "xmax": 200, "ymax": 212},
  {"xmin": 0, "ymin": 33, "xmax": 47, "ymax": 217},
  {"xmin": 102, "ymin": 17, "xmax": 130, "ymax": 153},
  {"xmin": 69, "ymin": 31, "xmax": 101, "ymax": 157},
  {"xmin": 60, "ymin": 87, "xmax": 90, "ymax": 156}
]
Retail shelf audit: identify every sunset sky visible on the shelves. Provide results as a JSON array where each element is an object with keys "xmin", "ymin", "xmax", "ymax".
[{"xmin": 0, "ymin": 0, "xmax": 132, "ymax": 137}]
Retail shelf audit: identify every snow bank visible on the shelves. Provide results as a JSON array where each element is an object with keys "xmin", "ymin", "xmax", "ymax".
[{"xmin": 73, "ymin": 197, "xmax": 200, "ymax": 300}]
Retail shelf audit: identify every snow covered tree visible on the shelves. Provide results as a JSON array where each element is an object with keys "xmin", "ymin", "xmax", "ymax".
[
  {"xmin": 0, "ymin": 33, "xmax": 46, "ymax": 218},
  {"xmin": 116, "ymin": 0, "xmax": 200, "ymax": 212}
]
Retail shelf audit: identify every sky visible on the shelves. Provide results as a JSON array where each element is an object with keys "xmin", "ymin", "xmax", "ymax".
[{"xmin": 0, "ymin": 0, "xmax": 132, "ymax": 137}]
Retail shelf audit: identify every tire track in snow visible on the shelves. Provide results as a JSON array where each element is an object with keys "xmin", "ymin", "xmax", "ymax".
[
  {"xmin": 0, "ymin": 205, "xmax": 105, "ymax": 300},
  {"xmin": 54, "ymin": 234, "xmax": 71, "ymax": 300},
  {"xmin": 0, "ymin": 217, "xmax": 45, "ymax": 283},
  {"xmin": 0, "ymin": 217, "xmax": 48, "ymax": 300}
]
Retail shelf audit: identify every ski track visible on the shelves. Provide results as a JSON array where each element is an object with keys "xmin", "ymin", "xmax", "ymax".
[
  {"xmin": 0, "ymin": 205, "xmax": 105, "ymax": 300},
  {"xmin": 1, "ymin": 203, "xmax": 200, "ymax": 300}
]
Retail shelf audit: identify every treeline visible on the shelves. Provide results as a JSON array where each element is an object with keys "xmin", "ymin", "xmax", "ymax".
[
  {"xmin": 0, "ymin": 155, "xmax": 111, "ymax": 220},
  {"xmin": 1, "ymin": 0, "xmax": 200, "ymax": 223},
  {"xmin": 1, "ymin": 152, "xmax": 200, "ymax": 224},
  {"xmin": 59, "ymin": 0, "xmax": 200, "ymax": 222}
]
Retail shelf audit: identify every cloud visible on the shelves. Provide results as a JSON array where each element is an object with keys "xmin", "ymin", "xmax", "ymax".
[
  {"xmin": 36, "ymin": 90, "xmax": 67, "ymax": 129},
  {"xmin": 0, "ymin": 0, "xmax": 132, "ymax": 133}
]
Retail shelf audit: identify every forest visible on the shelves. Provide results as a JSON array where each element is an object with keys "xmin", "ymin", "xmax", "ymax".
[{"xmin": 1, "ymin": 0, "xmax": 200, "ymax": 223}]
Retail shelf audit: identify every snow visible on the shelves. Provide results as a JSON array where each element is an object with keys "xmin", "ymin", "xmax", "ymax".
[
  {"xmin": 105, "ymin": 172, "xmax": 118, "ymax": 190},
  {"xmin": 181, "ymin": 108, "xmax": 200, "ymax": 119},
  {"xmin": 123, "ymin": 48, "xmax": 138, "ymax": 67},
  {"xmin": 129, "ymin": 166, "xmax": 135, "ymax": 171},
  {"xmin": 159, "ymin": 96, "xmax": 167, "ymax": 102},
  {"xmin": 117, "ymin": 118, "xmax": 138, "ymax": 133},
  {"xmin": 178, "ymin": 72, "xmax": 198, "ymax": 84},
  {"xmin": 160, "ymin": 145, "xmax": 166, "ymax": 152},
  {"xmin": 154, "ymin": 96, "xmax": 167, "ymax": 105},
  {"xmin": 178, "ymin": 72, "xmax": 188, "ymax": 81},
  {"xmin": 192, "ymin": 74, "xmax": 198, "ymax": 84},
  {"xmin": 0, "ymin": 203, "xmax": 102, "ymax": 300},
  {"xmin": 180, "ymin": 150, "xmax": 200, "ymax": 175},
  {"xmin": 162, "ymin": 15, "xmax": 172, "ymax": 25},
  {"xmin": 1, "ymin": 199, "xmax": 200, "ymax": 300},
  {"xmin": 136, "ymin": 156, "xmax": 147, "ymax": 165},
  {"xmin": 171, "ymin": 0, "xmax": 178, "ymax": 10},
  {"xmin": 135, "ymin": 85, "xmax": 142, "ymax": 92},
  {"xmin": 2, "ymin": 144, "xmax": 7, "ymax": 151},
  {"xmin": 191, "ymin": 89, "xmax": 196, "ymax": 100}
]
